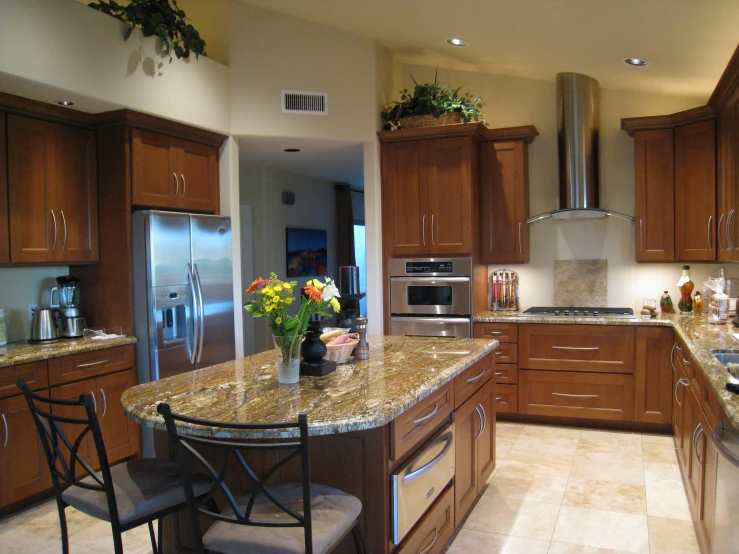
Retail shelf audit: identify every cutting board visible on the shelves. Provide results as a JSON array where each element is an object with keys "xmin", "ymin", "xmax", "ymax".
[{"xmin": 553, "ymin": 260, "xmax": 607, "ymax": 307}]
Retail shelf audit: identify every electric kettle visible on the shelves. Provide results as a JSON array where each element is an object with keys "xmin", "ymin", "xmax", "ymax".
[{"xmin": 29, "ymin": 309, "xmax": 59, "ymax": 343}]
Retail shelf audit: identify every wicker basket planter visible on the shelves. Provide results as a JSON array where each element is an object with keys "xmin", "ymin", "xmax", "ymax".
[{"xmin": 398, "ymin": 112, "xmax": 464, "ymax": 129}]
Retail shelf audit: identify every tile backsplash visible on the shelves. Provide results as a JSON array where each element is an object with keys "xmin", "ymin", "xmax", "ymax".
[{"xmin": 554, "ymin": 260, "xmax": 608, "ymax": 307}]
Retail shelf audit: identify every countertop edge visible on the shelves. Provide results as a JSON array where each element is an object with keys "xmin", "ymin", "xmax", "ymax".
[{"xmin": 0, "ymin": 336, "xmax": 138, "ymax": 368}]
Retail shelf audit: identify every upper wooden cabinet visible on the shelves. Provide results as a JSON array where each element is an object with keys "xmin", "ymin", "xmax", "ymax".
[
  {"xmin": 7, "ymin": 114, "xmax": 98, "ymax": 264},
  {"xmin": 379, "ymin": 124, "xmax": 484, "ymax": 258},
  {"xmin": 0, "ymin": 113, "xmax": 8, "ymax": 265},
  {"xmin": 717, "ymin": 86, "xmax": 739, "ymax": 261},
  {"xmin": 132, "ymin": 128, "xmax": 219, "ymax": 213}
]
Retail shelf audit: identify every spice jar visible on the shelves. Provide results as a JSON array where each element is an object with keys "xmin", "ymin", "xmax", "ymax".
[
  {"xmin": 693, "ymin": 291, "xmax": 703, "ymax": 315},
  {"xmin": 660, "ymin": 291, "xmax": 673, "ymax": 313},
  {"xmin": 678, "ymin": 265, "xmax": 694, "ymax": 313}
]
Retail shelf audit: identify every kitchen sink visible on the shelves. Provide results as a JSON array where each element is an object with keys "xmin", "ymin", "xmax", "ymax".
[{"xmin": 712, "ymin": 350, "xmax": 739, "ymax": 367}]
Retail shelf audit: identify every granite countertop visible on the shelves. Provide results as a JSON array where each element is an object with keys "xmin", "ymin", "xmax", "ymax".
[
  {"xmin": 474, "ymin": 310, "xmax": 674, "ymax": 326},
  {"xmin": 121, "ymin": 335, "xmax": 499, "ymax": 439},
  {"xmin": 0, "ymin": 336, "xmax": 137, "ymax": 368}
]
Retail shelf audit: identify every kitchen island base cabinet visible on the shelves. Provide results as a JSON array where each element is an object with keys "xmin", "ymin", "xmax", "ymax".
[{"xmin": 396, "ymin": 485, "xmax": 455, "ymax": 554}]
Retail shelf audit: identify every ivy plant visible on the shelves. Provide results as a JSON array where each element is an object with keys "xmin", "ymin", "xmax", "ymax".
[{"xmin": 88, "ymin": 0, "xmax": 206, "ymax": 63}]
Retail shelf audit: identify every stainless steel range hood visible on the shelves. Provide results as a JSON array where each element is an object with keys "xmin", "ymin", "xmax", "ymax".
[{"xmin": 526, "ymin": 73, "xmax": 634, "ymax": 224}]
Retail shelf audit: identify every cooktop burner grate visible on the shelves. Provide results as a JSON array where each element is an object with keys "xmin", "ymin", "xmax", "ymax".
[{"xmin": 521, "ymin": 307, "xmax": 635, "ymax": 318}]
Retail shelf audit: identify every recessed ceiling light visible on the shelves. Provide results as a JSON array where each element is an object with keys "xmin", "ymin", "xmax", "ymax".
[
  {"xmin": 446, "ymin": 37, "xmax": 467, "ymax": 47},
  {"xmin": 57, "ymin": 100, "xmax": 75, "ymax": 106},
  {"xmin": 284, "ymin": 148, "xmax": 300, "ymax": 153},
  {"xmin": 624, "ymin": 57, "xmax": 648, "ymax": 67}
]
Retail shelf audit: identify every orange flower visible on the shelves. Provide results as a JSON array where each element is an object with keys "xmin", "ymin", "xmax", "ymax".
[
  {"xmin": 303, "ymin": 286, "xmax": 322, "ymax": 302},
  {"xmin": 246, "ymin": 277, "xmax": 265, "ymax": 294}
]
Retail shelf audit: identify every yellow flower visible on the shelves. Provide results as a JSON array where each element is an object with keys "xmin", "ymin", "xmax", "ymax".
[
  {"xmin": 330, "ymin": 298, "xmax": 341, "ymax": 313},
  {"xmin": 265, "ymin": 305, "xmax": 274, "ymax": 312},
  {"xmin": 286, "ymin": 297, "xmax": 294, "ymax": 304},
  {"xmin": 262, "ymin": 287, "xmax": 273, "ymax": 295},
  {"xmin": 284, "ymin": 283, "xmax": 293, "ymax": 289},
  {"xmin": 275, "ymin": 316, "xmax": 282, "ymax": 324},
  {"xmin": 274, "ymin": 285, "xmax": 282, "ymax": 292}
]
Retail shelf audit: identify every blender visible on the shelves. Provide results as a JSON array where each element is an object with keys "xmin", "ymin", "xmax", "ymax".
[{"xmin": 50, "ymin": 276, "xmax": 86, "ymax": 339}]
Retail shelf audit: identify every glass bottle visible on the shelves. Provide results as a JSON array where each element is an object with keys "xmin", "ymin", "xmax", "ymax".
[
  {"xmin": 677, "ymin": 265, "xmax": 694, "ymax": 313},
  {"xmin": 693, "ymin": 291, "xmax": 703, "ymax": 315},
  {"xmin": 660, "ymin": 291, "xmax": 673, "ymax": 313}
]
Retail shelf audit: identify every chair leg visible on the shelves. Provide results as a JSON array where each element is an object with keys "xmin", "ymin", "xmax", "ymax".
[
  {"xmin": 148, "ymin": 520, "xmax": 158, "ymax": 554},
  {"xmin": 351, "ymin": 522, "xmax": 369, "ymax": 554},
  {"xmin": 111, "ymin": 521, "xmax": 125, "ymax": 554},
  {"xmin": 56, "ymin": 503, "xmax": 69, "ymax": 554}
]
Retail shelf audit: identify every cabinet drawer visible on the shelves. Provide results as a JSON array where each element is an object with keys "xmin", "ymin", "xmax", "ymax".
[
  {"xmin": 0, "ymin": 361, "xmax": 48, "ymax": 399},
  {"xmin": 454, "ymin": 355, "xmax": 494, "ymax": 408},
  {"xmin": 474, "ymin": 322, "xmax": 517, "ymax": 343},
  {"xmin": 495, "ymin": 384, "xmax": 518, "ymax": 413},
  {"xmin": 493, "ymin": 342, "xmax": 517, "ymax": 364},
  {"xmin": 391, "ymin": 382, "xmax": 453, "ymax": 462},
  {"xmin": 519, "ymin": 324, "xmax": 635, "ymax": 373},
  {"xmin": 494, "ymin": 364, "xmax": 518, "ymax": 384},
  {"xmin": 396, "ymin": 484, "xmax": 454, "ymax": 554},
  {"xmin": 49, "ymin": 346, "xmax": 134, "ymax": 386},
  {"xmin": 519, "ymin": 370, "xmax": 634, "ymax": 421}
]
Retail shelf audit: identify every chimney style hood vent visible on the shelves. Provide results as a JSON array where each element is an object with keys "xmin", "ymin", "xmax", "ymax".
[{"xmin": 526, "ymin": 73, "xmax": 633, "ymax": 224}]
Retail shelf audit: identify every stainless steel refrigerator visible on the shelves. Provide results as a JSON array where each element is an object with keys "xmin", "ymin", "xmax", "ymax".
[{"xmin": 132, "ymin": 210, "xmax": 235, "ymax": 454}]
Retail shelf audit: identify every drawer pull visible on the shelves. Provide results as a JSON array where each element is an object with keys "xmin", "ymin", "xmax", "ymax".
[
  {"xmin": 90, "ymin": 391, "xmax": 98, "ymax": 413},
  {"xmin": 552, "ymin": 392, "xmax": 599, "ymax": 399},
  {"xmin": 674, "ymin": 377, "xmax": 690, "ymax": 406},
  {"xmin": 76, "ymin": 359, "xmax": 109, "ymax": 369},
  {"xmin": 1, "ymin": 413, "xmax": 7, "ymax": 448},
  {"xmin": 404, "ymin": 433, "xmax": 453, "ymax": 481},
  {"xmin": 552, "ymin": 345, "xmax": 600, "ymax": 351},
  {"xmin": 419, "ymin": 528, "xmax": 439, "ymax": 554},
  {"xmin": 413, "ymin": 403, "xmax": 439, "ymax": 425},
  {"xmin": 670, "ymin": 343, "xmax": 677, "ymax": 371},
  {"xmin": 485, "ymin": 331, "xmax": 503, "ymax": 336},
  {"xmin": 479, "ymin": 403, "xmax": 487, "ymax": 436},
  {"xmin": 682, "ymin": 358, "xmax": 691, "ymax": 365},
  {"xmin": 475, "ymin": 406, "xmax": 484, "ymax": 440},
  {"xmin": 494, "ymin": 372, "xmax": 503, "ymax": 377},
  {"xmin": 467, "ymin": 368, "xmax": 487, "ymax": 384},
  {"xmin": 100, "ymin": 388, "xmax": 107, "ymax": 417},
  {"xmin": 495, "ymin": 396, "xmax": 503, "ymax": 402}
]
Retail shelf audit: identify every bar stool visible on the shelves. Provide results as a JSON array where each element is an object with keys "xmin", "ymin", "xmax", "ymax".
[
  {"xmin": 157, "ymin": 403, "xmax": 369, "ymax": 554},
  {"xmin": 17, "ymin": 378, "xmax": 212, "ymax": 554}
]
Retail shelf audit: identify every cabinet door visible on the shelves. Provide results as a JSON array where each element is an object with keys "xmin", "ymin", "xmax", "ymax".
[
  {"xmin": 57, "ymin": 125, "xmax": 98, "ymax": 263},
  {"xmin": 730, "ymin": 89, "xmax": 739, "ymax": 262},
  {"xmin": 97, "ymin": 369, "xmax": 140, "ymax": 464},
  {"xmin": 634, "ymin": 129, "xmax": 675, "ymax": 262},
  {"xmin": 634, "ymin": 327, "xmax": 673, "ymax": 424},
  {"xmin": 0, "ymin": 394, "xmax": 51, "ymax": 506},
  {"xmin": 675, "ymin": 120, "xmax": 717, "ymax": 261},
  {"xmin": 7, "ymin": 115, "xmax": 58, "ymax": 263},
  {"xmin": 454, "ymin": 393, "xmax": 479, "ymax": 526},
  {"xmin": 717, "ymin": 97, "xmax": 735, "ymax": 261},
  {"xmin": 700, "ymin": 411, "xmax": 718, "ymax": 551},
  {"xmin": 684, "ymin": 388, "xmax": 702, "ymax": 513},
  {"xmin": 0, "ymin": 112, "xmax": 8, "ymax": 264},
  {"xmin": 177, "ymin": 139, "xmax": 219, "ymax": 213},
  {"xmin": 50, "ymin": 380, "xmax": 100, "ymax": 475},
  {"xmin": 132, "ymin": 128, "xmax": 179, "ymax": 209},
  {"xmin": 475, "ymin": 378, "xmax": 496, "ymax": 486},
  {"xmin": 673, "ymin": 362, "xmax": 690, "ymax": 470},
  {"xmin": 480, "ymin": 140, "xmax": 529, "ymax": 263},
  {"xmin": 427, "ymin": 137, "xmax": 474, "ymax": 255},
  {"xmin": 381, "ymin": 141, "xmax": 428, "ymax": 257}
]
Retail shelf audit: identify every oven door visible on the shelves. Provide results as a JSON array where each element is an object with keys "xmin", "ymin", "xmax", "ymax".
[
  {"xmin": 389, "ymin": 277, "xmax": 471, "ymax": 316},
  {"xmin": 390, "ymin": 316, "xmax": 471, "ymax": 338}
]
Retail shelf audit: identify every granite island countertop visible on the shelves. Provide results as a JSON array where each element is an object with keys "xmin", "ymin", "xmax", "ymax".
[
  {"xmin": 0, "ymin": 335, "xmax": 137, "ymax": 368},
  {"xmin": 121, "ymin": 335, "xmax": 499, "ymax": 438}
]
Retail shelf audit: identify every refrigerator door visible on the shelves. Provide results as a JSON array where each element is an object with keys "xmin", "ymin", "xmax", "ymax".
[
  {"xmin": 191, "ymin": 214, "xmax": 235, "ymax": 369},
  {"xmin": 149, "ymin": 211, "xmax": 192, "ymax": 287}
]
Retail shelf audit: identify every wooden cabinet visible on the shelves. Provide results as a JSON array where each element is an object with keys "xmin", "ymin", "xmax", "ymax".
[
  {"xmin": 716, "ymin": 89, "xmax": 737, "ymax": 261},
  {"xmin": 474, "ymin": 322, "xmax": 519, "ymax": 414},
  {"xmin": 132, "ymin": 128, "xmax": 219, "ymax": 213},
  {"xmin": 97, "ymin": 369, "xmax": 140, "ymax": 464},
  {"xmin": 634, "ymin": 327, "xmax": 674, "ymax": 424},
  {"xmin": 634, "ymin": 129, "xmax": 675, "ymax": 261},
  {"xmin": 379, "ymin": 125, "xmax": 483, "ymax": 258},
  {"xmin": 0, "ymin": 112, "xmax": 8, "ymax": 265},
  {"xmin": 7, "ymin": 114, "xmax": 97, "ymax": 264},
  {"xmin": 396, "ymin": 485, "xmax": 454, "ymax": 554},
  {"xmin": 474, "ymin": 322, "xmax": 517, "ymax": 343},
  {"xmin": 50, "ymin": 378, "xmax": 100, "ymax": 475}
]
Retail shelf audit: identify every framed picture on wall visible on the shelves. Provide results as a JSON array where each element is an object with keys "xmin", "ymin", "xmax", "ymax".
[{"xmin": 286, "ymin": 227, "xmax": 328, "ymax": 277}]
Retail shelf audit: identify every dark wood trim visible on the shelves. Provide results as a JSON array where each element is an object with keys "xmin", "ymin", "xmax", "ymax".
[
  {"xmin": 377, "ymin": 122, "xmax": 487, "ymax": 143},
  {"xmin": 498, "ymin": 412, "xmax": 672, "ymax": 434},
  {"xmin": 709, "ymin": 43, "xmax": 739, "ymax": 113},
  {"xmin": 0, "ymin": 91, "xmax": 96, "ymax": 128},
  {"xmin": 483, "ymin": 125, "xmax": 539, "ymax": 144},
  {"xmin": 95, "ymin": 109, "xmax": 227, "ymax": 148},
  {"xmin": 621, "ymin": 105, "xmax": 715, "ymax": 136}
]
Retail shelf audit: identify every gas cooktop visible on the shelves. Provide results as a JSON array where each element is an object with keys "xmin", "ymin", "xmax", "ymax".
[{"xmin": 520, "ymin": 307, "xmax": 635, "ymax": 318}]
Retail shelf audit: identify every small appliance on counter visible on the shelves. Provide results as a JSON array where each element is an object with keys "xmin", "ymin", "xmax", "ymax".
[
  {"xmin": 29, "ymin": 308, "xmax": 59, "ymax": 343},
  {"xmin": 50, "ymin": 275, "xmax": 85, "ymax": 339},
  {"xmin": 489, "ymin": 269, "xmax": 519, "ymax": 311}
]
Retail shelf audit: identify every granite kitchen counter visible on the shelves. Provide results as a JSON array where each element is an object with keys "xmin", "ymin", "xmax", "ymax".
[
  {"xmin": 121, "ymin": 335, "xmax": 498, "ymax": 438},
  {"xmin": 0, "ymin": 335, "xmax": 137, "ymax": 368},
  {"xmin": 474, "ymin": 309, "xmax": 674, "ymax": 326}
]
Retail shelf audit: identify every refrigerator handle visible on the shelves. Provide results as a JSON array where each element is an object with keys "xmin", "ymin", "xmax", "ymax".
[
  {"xmin": 187, "ymin": 263, "xmax": 199, "ymax": 365},
  {"xmin": 194, "ymin": 263, "xmax": 205, "ymax": 364}
]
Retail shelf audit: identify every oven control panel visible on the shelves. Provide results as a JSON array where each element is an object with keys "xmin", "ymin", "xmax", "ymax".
[{"xmin": 406, "ymin": 261, "xmax": 454, "ymax": 273}]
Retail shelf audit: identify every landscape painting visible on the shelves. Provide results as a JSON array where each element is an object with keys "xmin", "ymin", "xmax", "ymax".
[{"xmin": 286, "ymin": 227, "xmax": 328, "ymax": 277}]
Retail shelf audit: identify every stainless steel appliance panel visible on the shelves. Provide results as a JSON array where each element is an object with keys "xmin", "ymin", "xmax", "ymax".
[
  {"xmin": 390, "ymin": 317, "xmax": 471, "ymax": 338},
  {"xmin": 391, "ymin": 422, "xmax": 455, "ymax": 545},
  {"xmin": 711, "ymin": 420, "xmax": 739, "ymax": 552},
  {"xmin": 190, "ymin": 214, "xmax": 235, "ymax": 369},
  {"xmin": 389, "ymin": 276, "xmax": 471, "ymax": 316},
  {"xmin": 149, "ymin": 211, "xmax": 191, "ymax": 287}
]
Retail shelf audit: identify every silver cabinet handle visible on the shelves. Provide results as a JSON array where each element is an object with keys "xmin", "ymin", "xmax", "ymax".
[
  {"xmin": 708, "ymin": 215, "xmax": 713, "ymax": 250},
  {"xmin": 712, "ymin": 421, "xmax": 739, "ymax": 469},
  {"xmin": 181, "ymin": 174, "xmax": 186, "ymax": 198},
  {"xmin": 495, "ymin": 396, "xmax": 503, "ymax": 402},
  {"xmin": 518, "ymin": 221, "xmax": 523, "ymax": 254},
  {"xmin": 683, "ymin": 358, "xmax": 691, "ymax": 366},
  {"xmin": 76, "ymin": 359, "xmax": 108, "ymax": 369},
  {"xmin": 173, "ymin": 173, "xmax": 179, "ymax": 197},
  {"xmin": 552, "ymin": 392, "xmax": 599, "ymax": 399},
  {"xmin": 60, "ymin": 210, "xmax": 67, "ymax": 251},
  {"xmin": 413, "ymin": 403, "xmax": 439, "ymax": 425},
  {"xmin": 670, "ymin": 343, "xmax": 677, "ymax": 372},
  {"xmin": 1, "ymin": 414, "xmax": 7, "ymax": 448},
  {"xmin": 552, "ymin": 345, "xmax": 600, "ymax": 351},
  {"xmin": 485, "ymin": 330, "xmax": 502, "ymax": 336},
  {"xmin": 90, "ymin": 391, "xmax": 97, "ymax": 413},
  {"xmin": 694, "ymin": 423, "xmax": 705, "ymax": 466},
  {"xmin": 50, "ymin": 209, "xmax": 58, "ymax": 250},
  {"xmin": 100, "ymin": 388, "xmax": 107, "ymax": 417},
  {"xmin": 467, "ymin": 368, "xmax": 487, "ymax": 384},
  {"xmin": 692, "ymin": 423, "xmax": 700, "ymax": 454},
  {"xmin": 718, "ymin": 213, "xmax": 725, "ymax": 250},
  {"xmin": 494, "ymin": 371, "xmax": 503, "ymax": 377},
  {"xmin": 728, "ymin": 209, "xmax": 735, "ymax": 250},
  {"xmin": 676, "ymin": 344, "xmax": 683, "ymax": 351},
  {"xmin": 479, "ymin": 403, "xmax": 487, "ymax": 436},
  {"xmin": 431, "ymin": 214, "xmax": 435, "ymax": 245},
  {"xmin": 404, "ymin": 433, "xmax": 453, "ymax": 481},
  {"xmin": 419, "ymin": 527, "xmax": 439, "ymax": 554},
  {"xmin": 639, "ymin": 219, "xmax": 644, "ymax": 251},
  {"xmin": 194, "ymin": 263, "xmax": 205, "ymax": 364},
  {"xmin": 187, "ymin": 263, "xmax": 199, "ymax": 365},
  {"xmin": 674, "ymin": 377, "xmax": 689, "ymax": 407},
  {"xmin": 474, "ymin": 405, "xmax": 484, "ymax": 440},
  {"xmin": 422, "ymin": 214, "xmax": 426, "ymax": 246}
]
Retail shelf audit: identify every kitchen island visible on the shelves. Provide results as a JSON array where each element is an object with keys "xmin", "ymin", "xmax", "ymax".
[{"xmin": 121, "ymin": 335, "xmax": 499, "ymax": 554}]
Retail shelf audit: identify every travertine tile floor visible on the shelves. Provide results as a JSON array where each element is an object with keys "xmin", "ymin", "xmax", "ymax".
[
  {"xmin": 0, "ymin": 423, "xmax": 699, "ymax": 554},
  {"xmin": 447, "ymin": 422, "xmax": 701, "ymax": 554}
]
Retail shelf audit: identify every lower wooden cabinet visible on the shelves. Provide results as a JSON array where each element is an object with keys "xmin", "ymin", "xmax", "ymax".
[
  {"xmin": 494, "ymin": 384, "xmax": 518, "ymax": 413},
  {"xmin": 634, "ymin": 327, "xmax": 674, "ymax": 424},
  {"xmin": 397, "ymin": 485, "xmax": 455, "ymax": 554}
]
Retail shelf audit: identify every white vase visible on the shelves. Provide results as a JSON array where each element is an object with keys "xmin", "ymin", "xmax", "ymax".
[{"xmin": 277, "ymin": 357, "xmax": 300, "ymax": 384}]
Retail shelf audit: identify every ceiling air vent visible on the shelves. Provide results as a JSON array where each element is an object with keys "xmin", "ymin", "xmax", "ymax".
[{"xmin": 281, "ymin": 90, "xmax": 328, "ymax": 115}]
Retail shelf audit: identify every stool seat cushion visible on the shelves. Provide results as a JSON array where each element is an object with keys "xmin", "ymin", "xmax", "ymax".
[
  {"xmin": 63, "ymin": 458, "xmax": 210, "ymax": 526},
  {"xmin": 203, "ymin": 482, "xmax": 362, "ymax": 554}
]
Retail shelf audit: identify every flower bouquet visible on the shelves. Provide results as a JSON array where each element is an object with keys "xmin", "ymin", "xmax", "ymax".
[{"xmin": 244, "ymin": 273, "xmax": 341, "ymax": 383}]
